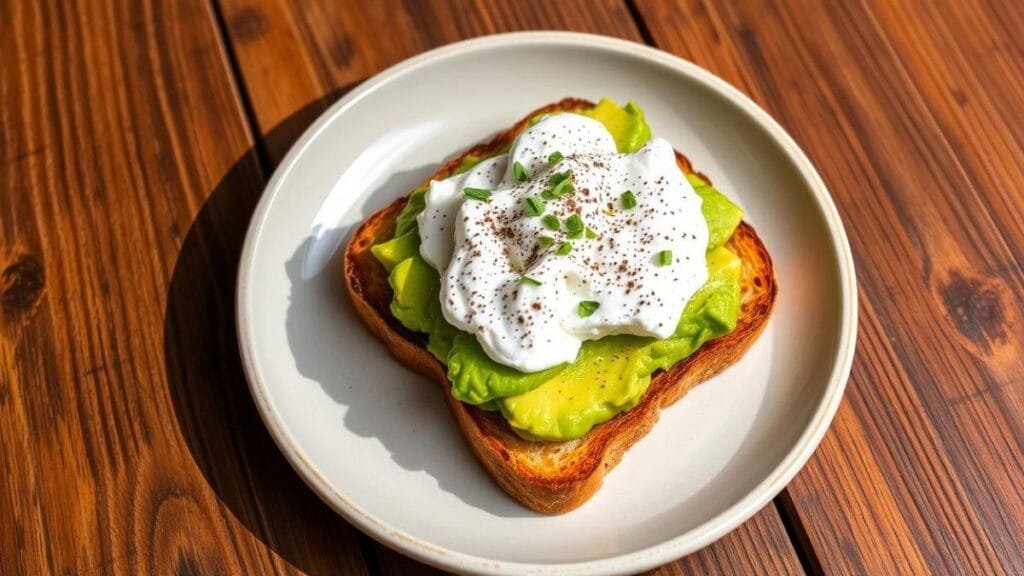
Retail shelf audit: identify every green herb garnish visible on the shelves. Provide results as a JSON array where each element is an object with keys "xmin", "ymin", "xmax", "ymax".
[
  {"xmin": 578, "ymin": 300, "xmax": 600, "ymax": 318},
  {"xmin": 520, "ymin": 276, "xmax": 542, "ymax": 286},
  {"xmin": 548, "ymin": 151, "xmax": 564, "ymax": 165},
  {"xmin": 655, "ymin": 250, "xmax": 673, "ymax": 266},
  {"xmin": 585, "ymin": 227, "xmax": 598, "ymax": 239},
  {"xmin": 555, "ymin": 241, "xmax": 573, "ymax": 256},
  {"xmin": 564, "ymin": 214, "xmax": 584, "ymax": 239},
  {"xmin": 548, "ymin": 171, "xmax": 570, "ymax": 185},
  {"xmin": 538, "ymin": 235, "xmax": 554, "ymax": 248},
  {"xmin": 542, "ymin": 170, "xmax": 573, "ymax": 200},
  {"xmin": 464, "ymin": 187, "xmax": 492, "ymax": 201},
  {"xmin": 514, "ymin": 161, "xmax": 531, "ymax": 182},
  {"xmin": 621, "ymin": 190, "xmax": 637, "ymax": 209},
  {"xmin": 541, "ymin": 214, "xmax": 561, "ymax": 230},
  {"xmin": 550, "ymin": 177, "xmax": 573, "ymax": 198},
  {"xmin": 523, "ymin": 196, "xmax": 546, "ymax": 217}
]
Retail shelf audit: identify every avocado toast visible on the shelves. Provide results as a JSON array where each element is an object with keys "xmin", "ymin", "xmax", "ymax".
[{"xmin": 345, "ymin": 98, "xmax": 777, "ymax": 513}]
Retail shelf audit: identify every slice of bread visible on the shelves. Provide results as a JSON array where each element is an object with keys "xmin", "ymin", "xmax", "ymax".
[{"xmin": 344, "ymin": 98, "xmax": 777, "ymax": 514}]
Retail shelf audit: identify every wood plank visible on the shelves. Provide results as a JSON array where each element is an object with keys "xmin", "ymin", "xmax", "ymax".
[
  {"xmin": 216, "ymin": 0, "xmax": 805, "ymax": 573},
  {"xmin": 220, "ymin": 0, "xmax": 642, "ymax": 163},
  {"xmin": 642, "ymin": 506, "xmax": 804, "ymax": 575},
  {"xmin": 862, "ymin": 0, "xmax": 1024, "ymax": 262},
  {"xmin": 634, "ymin": 0, "xmax": 1024, "ymax": 573},
  {"xmin": 370, "ymin": 505, "xmax": 802, "ymax": 576},
  {"xmin": 0, "ymin": 0, "xmax": 369, "ymax": 574}
]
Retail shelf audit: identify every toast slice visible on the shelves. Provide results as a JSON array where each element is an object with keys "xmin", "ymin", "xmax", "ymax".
[{"xmin": 344, "ymin": 98, "xmax": 777, "ymax": 514}]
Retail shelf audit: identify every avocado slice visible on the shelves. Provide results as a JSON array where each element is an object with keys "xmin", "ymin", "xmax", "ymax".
[
  {"xmin": 581, "ymin": 98, "xmax": 652, "ymax": 153},
  {"xmin": 496, "ymin": 245, "xmax": 741, "ymax": 441}
]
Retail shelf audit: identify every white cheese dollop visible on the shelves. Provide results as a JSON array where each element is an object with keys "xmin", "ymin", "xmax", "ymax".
[{"xmin": 417, "ymin": 113, "xmax": 708, "ymax": 373}]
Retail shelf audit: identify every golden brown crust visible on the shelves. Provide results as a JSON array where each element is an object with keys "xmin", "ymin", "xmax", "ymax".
[{"xmin": 344, "ymin": 98, "xmax": 777, "ymax": 514}]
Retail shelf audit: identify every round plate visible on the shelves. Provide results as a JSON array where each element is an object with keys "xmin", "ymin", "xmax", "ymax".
[{"xmin": 237, "ymin": 32, "xmax": 856, "ymax": 576}]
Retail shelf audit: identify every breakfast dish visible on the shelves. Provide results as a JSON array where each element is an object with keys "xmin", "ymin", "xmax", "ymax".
[
  {"xmin": 239, "ymin": 32, "xmax": 855, "ymax": 572},
  {"xmin": 344, "ymin": 97, "xmax": 777, "ymax": 513}
]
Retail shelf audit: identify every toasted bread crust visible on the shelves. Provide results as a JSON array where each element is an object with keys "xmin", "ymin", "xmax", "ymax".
[{"xmin": 344, "ymin": 99, "xmax": 777, "ymax": 514}]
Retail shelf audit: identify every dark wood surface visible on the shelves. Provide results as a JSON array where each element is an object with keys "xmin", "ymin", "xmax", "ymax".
[
  {"xmin": 2, "ymin": 0, "xmax": 1021, "ymax": 574},
  {"xmin": 632, "ymin": 1, "xmax": 1024, "ymax": 574}
]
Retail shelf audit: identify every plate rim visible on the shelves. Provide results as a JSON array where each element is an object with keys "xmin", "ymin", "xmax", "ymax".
[{"xmin": 236, "ymin": 31, "xmax": 857, "ymax": 576}]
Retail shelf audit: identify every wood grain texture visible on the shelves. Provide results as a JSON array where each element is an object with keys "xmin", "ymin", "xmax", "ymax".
[
  {"xmin": 371, "ymin": 507, "xmax": 804, "ymax": 576},
  {"xmin": 11, "ymin": 0, "xmax": 1022, "ymax": 573},
  {"xmin": 634, "ymin": 0, "xmax": 1024, "ymax": 573},
  {"xmin": 219, "ymin": 0, "xmax": 643, "ymax": 163},
  {"xmin": 863, "ymin": 0, "xmax": 1024, "ymax": 264},
  {"xmin": 215, "ymin": 0, "xmax": 804, "ymax": 573},
  {"xmin": 641, "ymin": 508, "xmax": 805, "ymax": 576},
  {"xmin": 0, "ymin": 0, "xmax": 369, "ymax": 574}
]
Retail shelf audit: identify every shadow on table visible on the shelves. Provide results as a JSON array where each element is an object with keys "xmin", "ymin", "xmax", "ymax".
[
  {"xmin": 164, "ymin": 88, "xmax": 377, "ymax": 575},
  {"xmin": 163, "ymin": 85, "xmax": 526, "ymax": 575}
]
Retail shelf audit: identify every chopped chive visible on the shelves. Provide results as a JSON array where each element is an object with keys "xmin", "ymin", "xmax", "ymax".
[
  {"xmin": 513, "ymin": 161, "xmax": 531, "ymax": 182},
  {"xmin": 545, "ymin": 171, "xmax": 573, "ymax": 198},
  {"xmin": 540, "ymin": 188, "xmax": 555, "ymax": 200},
  {"xmin": 548, "ymin": 151, "xmax": 564, "ymax": 165},
  {"xmin": 564, "ymin": 214, "xmax": 584, "ymax": 239},
  {"xmin": 464, "ymin": 187, "xmax": 492, "ymax": 201},
  {"xmin": 578, "ymin": 300, "xmax": 600, "ymax": 318},
  {"xmin": 555, "ymin": 241, "xmax": 573, "ymax": 256},
  {"xmin": 538, "ymin": 235, "xmax": 554, "ymax": 248},
  {"xmin": 523, "ymin": 196, "xmax": 546, "ymax": 217},
  {"xmin": 655, "ymin": 250, "xmax": 673, "ymax": 266},
  {"xmin": 585, "ymin": 227, "xmax": 598, "ymax": 239},
  {"xmin": 621, "ymin": 190, "xmax": 637, "ymax": 209},
  {"xmin": 551, "ymin": 177, "xmax": 574, "ymax": 198},
  {"xmin": 520, "ymin": 276, "xmax": 542, "ymax": 286},
  {"xmin": 548, "ymin": 171, "xmax": 570, "ymax": 185},
  {"xmin": 541, "ymin": 214, "xmax": 561, "ymax": 230}
]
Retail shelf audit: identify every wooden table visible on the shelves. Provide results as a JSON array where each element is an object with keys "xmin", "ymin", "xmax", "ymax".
[{"xmin": 3, "ymin": 1, "xmax": 1022, "ymax": 573}]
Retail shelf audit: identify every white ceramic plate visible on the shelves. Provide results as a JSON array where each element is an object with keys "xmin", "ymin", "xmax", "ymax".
[{"xmin": 237, "ymin": 32, "xmax": 856, "ymax": 576}]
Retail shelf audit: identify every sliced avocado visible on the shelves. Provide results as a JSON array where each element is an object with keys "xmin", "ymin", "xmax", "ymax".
[
  {"xmin": 455, "ymin": 154, "xmax": 484, "ymax": 174},
  {"xmin": 581, "ymin": 98, "xmax": 652, "ymax": 153},
  {"xmin": 497, "ymin": 335, "xmax": 651, "ymax": 440},
  {"xmin": 525, "ymin": 97, "xmax": 650, "ymax": 153},
  {"xmin": 371, "ymin": 231, "xmax": 419, "ymax": 272},
  {"xmin": 381, "ymin": 253, "xmax": 459, "ymax": 359},
  {"xmin": 446, "ymin": 332, "xmax": 565, "ymax": 405},
  {"xmin": 394, "ymin": 187, "xmax": 428, "ymax": 236},
  {"xmin": 497, "ymin": 248, "xmax": 741, "ymax": 441},
  {"xmin": 693, "ymin": 182, "xmax": 743, "ymax": 252},
  {"xmin": 387, "ymin": 256, "xmax": 438, "ymax": 333},
  {"xmin": 685, "ymin": 173, "xmax": 708, "ymax": 188},
  {"xmin": 707, "ymin": 245, "xmax": 741, "ymax": 281}
]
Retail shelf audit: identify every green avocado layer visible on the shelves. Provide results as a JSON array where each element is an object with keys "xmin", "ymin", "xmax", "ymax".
[{"xmin": 370, "ymin": 99, "xmax": 743, "ymax": 441}]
